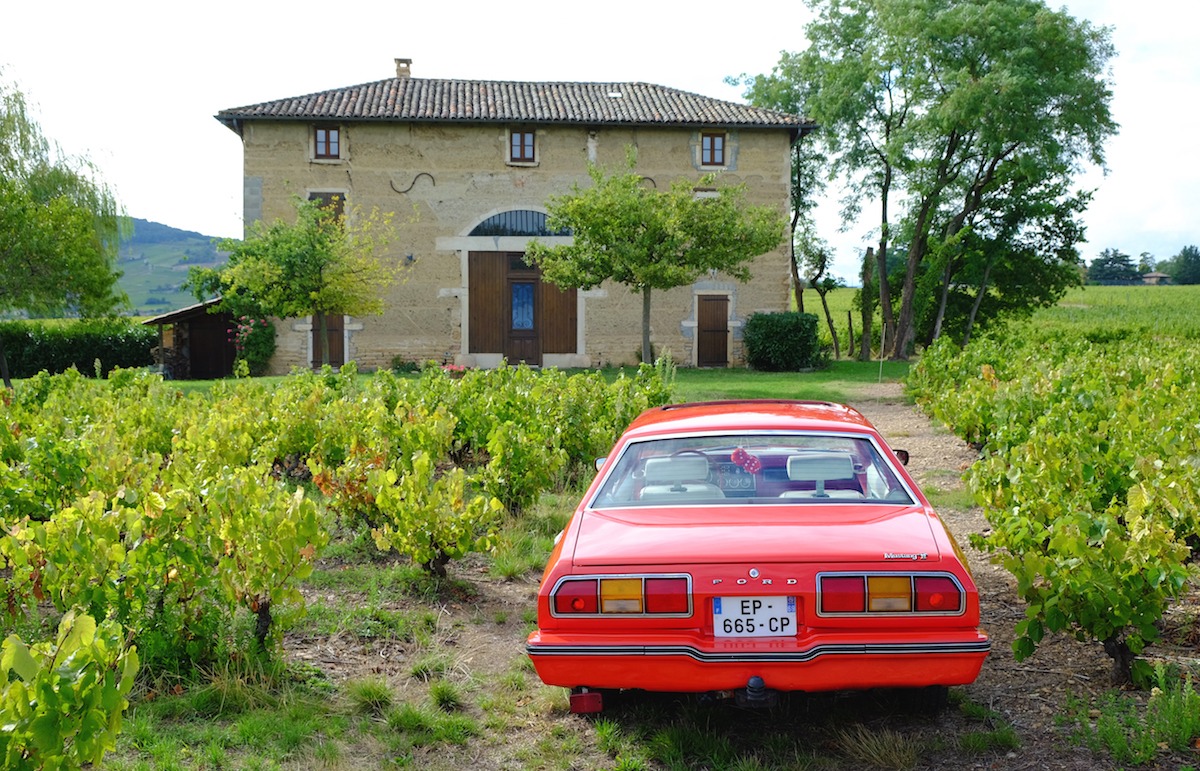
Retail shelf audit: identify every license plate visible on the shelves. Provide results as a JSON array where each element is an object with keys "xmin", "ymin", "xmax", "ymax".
[{"xmin": 713, "ymin": 596, "xmax": 797, "ymax": 637}]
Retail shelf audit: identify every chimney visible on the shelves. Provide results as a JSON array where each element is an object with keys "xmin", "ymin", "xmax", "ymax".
[{"xmin": 395, "ymin": 58, "xmax": 412, "ymax": 78}]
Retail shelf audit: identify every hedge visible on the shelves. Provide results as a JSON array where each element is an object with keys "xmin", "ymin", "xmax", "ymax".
[
  {"xmin": 743, "ymin": 311, "xmax": 821, "ymax": 371},
  {"xmin": 0, "ymin": 320, "xmax": 156, "ymax": 378}
]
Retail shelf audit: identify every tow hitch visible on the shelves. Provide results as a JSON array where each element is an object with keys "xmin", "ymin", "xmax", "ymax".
[{"xmin": 735, "ymin": 676, "xmax": 778, "ymax": 708}]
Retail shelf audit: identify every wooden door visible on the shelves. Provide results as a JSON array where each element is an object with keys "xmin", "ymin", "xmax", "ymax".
[
  {"xmin": 312, "ymin": 313, "xmax": 344, "ymax": 368},
  {"xmin": 506, "ymin": 278, "xmax": 540, "ymax": 365},
  {"xmin": 697, "ymin": 296, "xmax": 729, "ymax": 367},
  {"xmin": 189, "ymin": 313, "xmax": 236, "ymax": 379},
  {"xmin": 469, "ymin": 251, "xmax": 575, "ymax": 364}
]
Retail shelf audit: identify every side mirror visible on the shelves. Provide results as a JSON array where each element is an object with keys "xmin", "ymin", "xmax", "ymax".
[
  {"xmin": 595, "ymin": 457, "xmax": 607, "ymax": 471},
  {"xmin": 894, "ymin": 449, "xmax": 910, "ymax": 466}
]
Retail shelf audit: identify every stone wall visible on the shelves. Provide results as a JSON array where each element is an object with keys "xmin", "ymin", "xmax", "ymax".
[{"xmin": 236, "ymin": 120, "xmax": 793, "ymax": 372}]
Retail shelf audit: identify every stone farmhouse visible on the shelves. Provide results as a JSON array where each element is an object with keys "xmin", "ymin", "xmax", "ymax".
[{"xmin": 215, "ymin": 59, "xmax": 808, "ymax": 372}]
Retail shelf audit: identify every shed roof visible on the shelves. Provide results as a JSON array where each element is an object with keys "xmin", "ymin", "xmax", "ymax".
[{"xmin": 141, "ymin": 298, "xmax": 224, "ymax": 326}]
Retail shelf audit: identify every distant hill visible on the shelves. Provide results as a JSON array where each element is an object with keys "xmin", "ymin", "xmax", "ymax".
[{"xmin": 117, "ymin": 218, "xmax": 229, "ymax": 316}]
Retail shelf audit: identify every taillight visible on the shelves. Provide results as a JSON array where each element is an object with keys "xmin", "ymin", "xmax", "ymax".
[
  {"xmin": 819, "ymin": 576, "xmax": 865, "ymax": 613},
  {"xmin": 551, "ymin": 575, "xmax": 691, "ymax": 616},
  {"xmin": 915, "ymin": 575, "xmax": 962, "ymax": 612},
  {"xmin": 645, "ymin": 577, "xmax": 690, "ymax": 614},
  {"xmin": 819, "ymin": 573, "xmax": 964, "ymax": 615},
  {"xmin": 554, "ymin": 579, "xmax": 598, "ymax": 614}
]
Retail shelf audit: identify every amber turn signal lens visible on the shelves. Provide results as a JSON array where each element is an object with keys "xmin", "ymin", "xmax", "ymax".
[
  {"xmin": 867, "ymin": 576, "xmax": 912, "ymax": 612},
  {"xmin": 600, "ymin": 578, "xmax": 643, "ymax": 613}
]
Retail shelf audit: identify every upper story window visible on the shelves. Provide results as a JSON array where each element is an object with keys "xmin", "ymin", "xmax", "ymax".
[
  {"xmin": 314, "ymin": 126, "xmax": 341, "ymax": 160},
  {"xmin": 509, "ymin": 130, "xmax": 536, "ymax": 164},
  {"xmin": 308, "ymin": 191, "xmax": 345, "ymax": 219},
  {"xmin": 701, "ymin": 132, "xmax": 726, "ymax": 167}
]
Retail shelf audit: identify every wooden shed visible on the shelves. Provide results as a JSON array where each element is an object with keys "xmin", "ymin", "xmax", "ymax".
[{"xmin": 143, "ymin": 300, "xmax": 236, "ymax": 380}]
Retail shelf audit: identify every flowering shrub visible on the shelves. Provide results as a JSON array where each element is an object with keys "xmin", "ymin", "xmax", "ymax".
[{"xmin": 230, "ymin": 317, "xmax": 276, "ymax": 376}]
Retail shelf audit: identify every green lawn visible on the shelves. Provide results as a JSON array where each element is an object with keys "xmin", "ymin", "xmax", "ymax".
[{"xmin": 670, "ymin": 359, "xmax": 908, "ymax": 404}]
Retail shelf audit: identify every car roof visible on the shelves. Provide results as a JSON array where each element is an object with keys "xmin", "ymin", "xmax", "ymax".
[{"xmin": 622, "ymin": 400, "xmax": 878, "ymax": 438}]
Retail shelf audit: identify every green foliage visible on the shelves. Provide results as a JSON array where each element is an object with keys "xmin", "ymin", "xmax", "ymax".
[
  {"xmin": 1167, "ymin": 245, "xmax": 1200, "ymax": 285},
  {"xmin": 0, "ymin": 320, "xmax": 155, "ymax": 379},
  {"xmin": 742, "ymin": 312, "xmax": 821, "ymax": 371},
  {"xmin": 736, "ymin": 0, "xmax": 1115, "ymax": 356},
  {"xmin": 199, "ymin": 466, "xmax": 328, "ymax": 650},
  {"xmin": 1087, "ymin": 248, "xmax": 1140, "ymax": 284},
  {"xmin": 0, "ymin": 352, "xmax": 677, "ymax": 762},
  {"xmin": 368, "ymin": 438, "xmax": 505, "ymax": 578},
  {"xmin": 1063, "ymin": 676, "xmax": 1200, "ymax": 764},
  {"xmin": 908, "ymin": 330, "xmax": 1200, "ymax": 682},
  {"xmin": 526, "ymin": 151, "xmax": 785, "ymax": 361},
  {"xmin": 346, "ymin": 677, "xmax": 394, "ymax": 716},
  {"xmin": 230, "ymin": 315, "xmax": 275, "ymax": 376},
  {"xmin": 1, "ymin": 610, "xmax": 139, "ymax": 770},
  {"xmin": 1, "ymin": 78, "xmax": 127, "ymax": 328},
  {"xmin": 189, "ymin": 196, "xmax": 401, "ymax": 366}
]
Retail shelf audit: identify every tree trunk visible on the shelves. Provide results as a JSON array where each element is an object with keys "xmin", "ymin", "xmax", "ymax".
[
  {"xmin": 860, "ymin": 247, "xmax": 876, "ymax": 361},
  {"xmin": 817, "ymin": 289, "xmax": 840, "ymax": 360},
  {"xmin": 962, "ymin": 255, "xmax": 997, "ymax": 347},
  {"xmin": 789, "ymin": 206, "xmax": 805, "ymax": 314},
  {"xmin": 0, "ymin": 333, "xmax": 11, "ymax": 390},
  {"xmin": 877, "ymin": 172, "xmax": 896, "ymax": 354},
  {"xmin": 790, "ymin": 249, "xmax": 805, "ymax": 314},
  {"xmin": 931, "ymin": 258, "xmax": 955, "ymax": 342},
  {"xmin": 1102, "ymin": 635, "xmax": 1135, "ymax": 686},
  {"xmin": 891, "ymin": 132, "xmax": 963, "ymax": 359},
  {"xmin": 641, "ymin": 287, "xmax": 653, "ymax": 363},
  {"xmin": 254, "ymin": 599, "xmax": 273, "ymax": 652},
  {"xmin": 423, "ymin": 551, "xmax": 450, "ymax": 579}
]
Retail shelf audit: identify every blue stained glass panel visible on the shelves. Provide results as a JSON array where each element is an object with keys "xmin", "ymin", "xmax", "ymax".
[{"xmin": 512, "ymin": 283, "xmax": 534, "ymax": 330}]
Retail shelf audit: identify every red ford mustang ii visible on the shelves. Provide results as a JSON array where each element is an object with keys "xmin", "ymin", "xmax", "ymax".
[{"xmin": 526, "ymin": 400, "xmax": 989, "ymax": 713}]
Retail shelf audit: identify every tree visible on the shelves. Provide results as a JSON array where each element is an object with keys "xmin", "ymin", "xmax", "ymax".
[
  {"xmin": 525, "ymin": 154, "xmax": 786, "ymax": 363},
  {"xmin": 1169, "ymin": 245, "xmax": 1200, "ymax": 285},
  {"xmin": 0, "ymin": 75, "xmax": 127, "ymax": 387},
  {"xmin": 1087, "ymin": 248, "xmax": 1139, "ymax": 284},
  {"xmin": 796, "ymin": 227, "xmax": 845, "ymax": 358},
  {"xmin": 737, "ymin": 0, "xmax": 1115, "ymax": 358},
  {"xmin": 189, "ymin": 196, "xmax": 401, "ymax": 367}
]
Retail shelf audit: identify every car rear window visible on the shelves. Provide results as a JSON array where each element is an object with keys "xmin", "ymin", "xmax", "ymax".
[{"xmin": 591, "ymin": 433, "xmax": 914, "ymax": 507}]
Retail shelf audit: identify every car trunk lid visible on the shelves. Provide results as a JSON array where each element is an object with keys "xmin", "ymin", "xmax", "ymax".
[{"xmin": 570, "ymin": 504, "xmax": 942, "ymax": 566}]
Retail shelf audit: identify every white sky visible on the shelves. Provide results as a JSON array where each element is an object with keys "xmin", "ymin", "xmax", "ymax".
[{"xmin": 4, "ymin": 0, "xmax": 1195, "ymax": 281}]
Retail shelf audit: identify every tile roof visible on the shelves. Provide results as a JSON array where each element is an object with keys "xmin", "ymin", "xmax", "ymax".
[{"xmin": 216, "ymin": 78, "xmax": 809, "ymax": 132}]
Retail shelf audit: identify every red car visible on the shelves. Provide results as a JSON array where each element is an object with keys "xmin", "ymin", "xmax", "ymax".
[{"xmin": 526, "ymin": 400, "xmax": 989, "ymax": 713}]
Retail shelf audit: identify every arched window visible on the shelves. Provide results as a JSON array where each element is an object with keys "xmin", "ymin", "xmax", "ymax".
[{"xmin": 469, "ymin": 210, "xmax": 570, "ymax": 237}]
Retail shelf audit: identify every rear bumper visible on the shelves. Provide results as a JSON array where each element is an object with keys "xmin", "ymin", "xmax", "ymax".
[{"xmin": 527, "ymin": 632, "xmax": 990, "ymax": 693}]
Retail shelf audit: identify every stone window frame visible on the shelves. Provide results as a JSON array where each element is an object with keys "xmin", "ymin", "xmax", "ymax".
[{"xmin": 700, "ymin": 132, "xmax": 726, "ymax": 167}]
